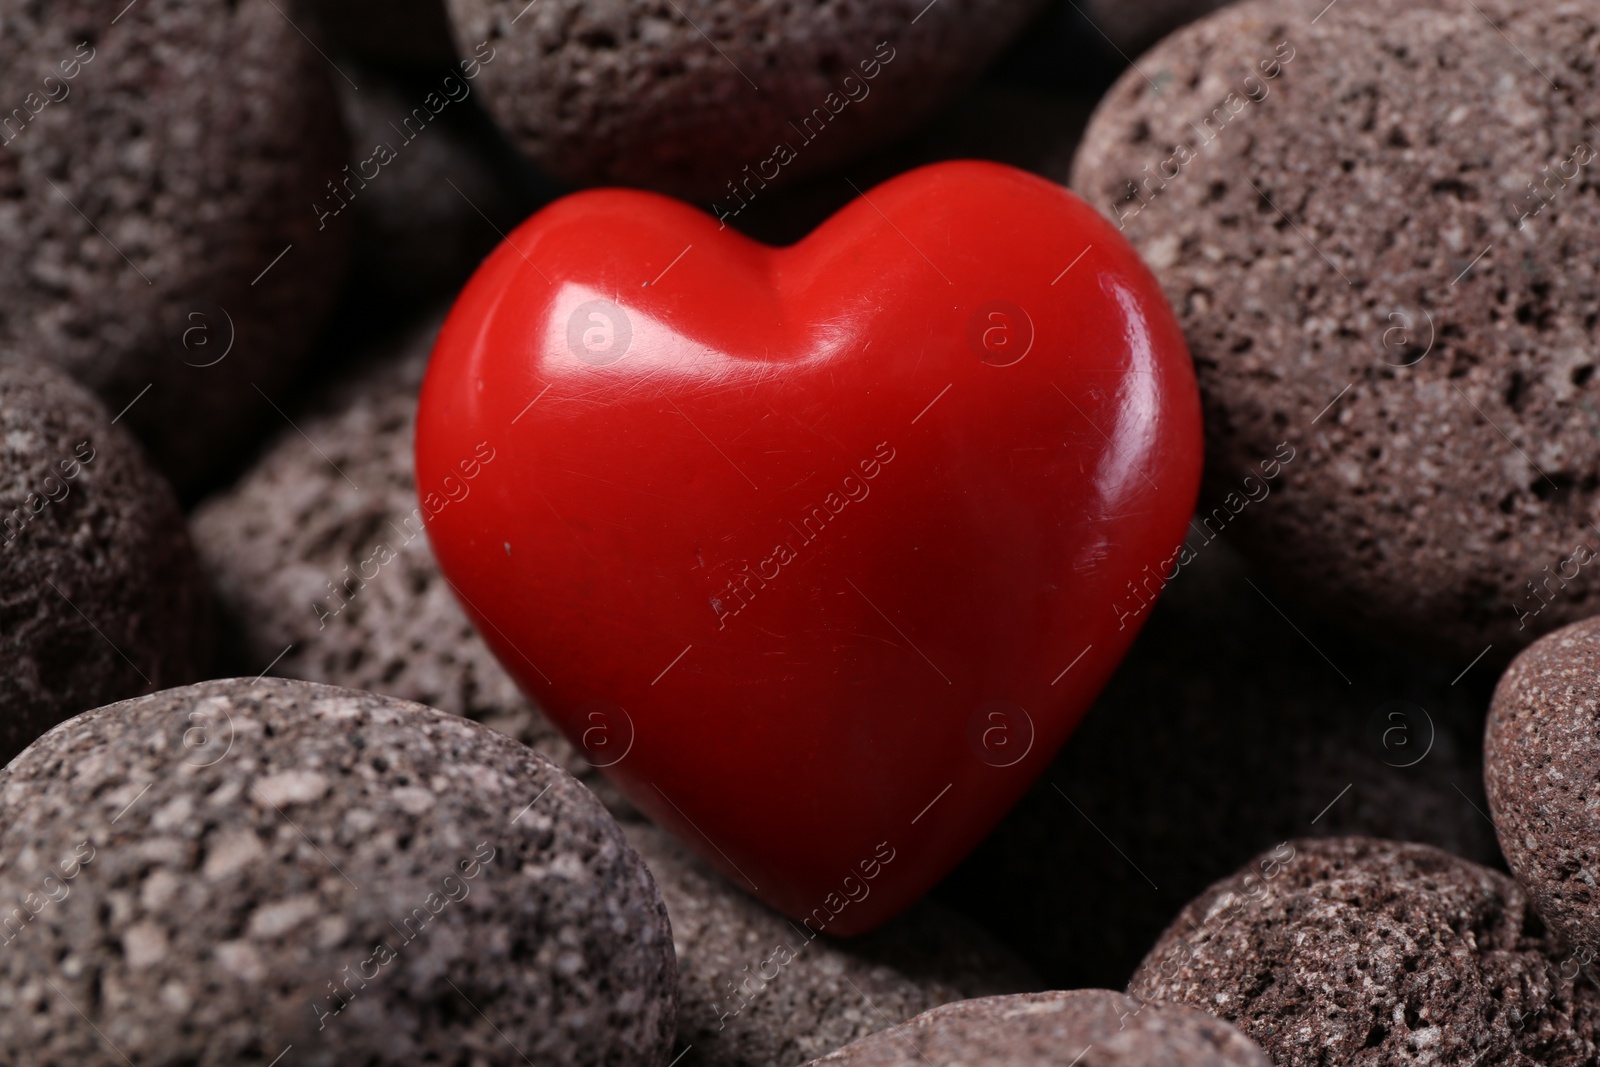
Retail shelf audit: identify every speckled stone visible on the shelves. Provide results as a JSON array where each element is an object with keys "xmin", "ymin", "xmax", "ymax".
[
  {"xmin": 188, "ymin": 318, "xmax": 622, "ymax": 806},
  {"xmin": 0, "ymin": 0, "xmax": 350, "ymax": 491},
  {"xmin": 1486, "ymin": 615, "xmax": 1600, "ymax": 970},
  {"xmin": 442, "ymin": 0, "xmax": 1046, "ymax": 200},
  {"xmin": 806, "ymin": 990, "xmax": 1270, "ymax": 1067},
  {"xmin": 0, "ymin": 677, "xmax": 677, "ymax": 1066},
  {"xmin": 936, "ymin": 540, "xmax": 1498, "ymax": 990},
  {"xmin": 0, "ymin": 358, "xmax": 209, "ymax": 762},
  {"xmin": 625, "ymin": 822, "xmax": 1037, "ymax": 1067},
  {"xmin": 1069, "ymin": 0, "xmax": 1600, "ymax": 661},
  {"xmin": 1128, "ymin": 836, "xmax": 1600, "ymax": 1067}
]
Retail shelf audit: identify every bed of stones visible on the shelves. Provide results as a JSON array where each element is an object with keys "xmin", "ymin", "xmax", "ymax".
[{"xmin": 5, "ymin": 0, "xmax": 1600, "ymax": 1063}]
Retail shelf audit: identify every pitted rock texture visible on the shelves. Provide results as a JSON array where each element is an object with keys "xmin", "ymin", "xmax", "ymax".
[
  {"xmin": 442, "ymin": 0, "xmax": 1046, "ymax": 199},
  {"xmin": 1070, "ymin": 0, "xmax": 1600, "ymax": 660},
  {"xmin": 626, "ymin": 822, "xmax": 1036, "ymax": 1067},
  {"xmin": 188, "ymin": 317, "xmax": 622, "ymax": 806},
  {"xmin": 1128, "ymin": 837, "xmax": 1600, "ymax": 1067},
  {"xmin": 0, "ymin": 358, "xmax": 208, "ymax": 761},
  {"xmin": 1487, "ymin": 615, "xmax": 1600, "ymax": 970},
  {"xmin": 0, "ymin": 678, "xmax": 677, "ymax": 1066},
  {"xmin": 806, "ymin": 989, "xmax": 1270, "ymax": 1067},
  {"xmin": 0, "ymin": 0, "xmax": 350, "ymax": 491}
]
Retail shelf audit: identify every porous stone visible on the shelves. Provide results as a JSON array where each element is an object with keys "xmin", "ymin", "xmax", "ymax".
[
  {"xmin": 189, "ymin": 317, "xmax": 620, "ymax": 804},
  {"xmin": 0, "ymin": 358, "xmax": 209, "ymax": 761},
  {"xmin": 442, "ymin": 0, "xmax": 1046, "ymax": 200},
  {"xmin": 1128, "ymin": 836, "xmax": 1600, "ymax": 1067},
  {"xmin": 0, "ymin": 677, "xmax": 677, "ymax": 1066},
  {"xmin": 1069, "ymin": 0, "xmax": 1600, "ymax": 660},
  {"xmin": 806, "ymin": 989, "xmax": 1270, "ymax": 1067},
  {"xmin": 936, "ymin": 539, "xmax": 1498, "ymax": 990},
  {"xmin": 0, "ymin": 0, "xmax": 350, "ymax": 491},
  {"xmin": 626, "ymin": 822, "xmax": 1037, "ymax": 1067},
  {"xmin": 1487, "ymin": 615, "xmax": 1600, "ymax": 970}
]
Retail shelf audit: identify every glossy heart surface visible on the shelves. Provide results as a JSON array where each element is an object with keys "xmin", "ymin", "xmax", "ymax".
[{"xmin": 417, "ymin": 161, "xmax": 1202, "ymax": 934}]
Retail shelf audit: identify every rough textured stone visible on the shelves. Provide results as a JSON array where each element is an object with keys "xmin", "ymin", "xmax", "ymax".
[
  {"xmin": 0, "ymin": 0, "xmax": 350, "ymax": 492},
  {"xmin": 188, "ymin": 317, "xmax": 623, "ymax": 806},
  {"xmin": 626, "ymin": 822, "xmax": 1036, "ymax": 1067},
  {"xmin": 806, "ymin": 989, "xmax": 1270, "ymax": 1067},
  {"xmin": 0, "ymin": 358, "xmax": 209, "ymax": 762},
  {"xmin": 936, "ymin": 539, "xmax": 1499, "ymax": 990},
  {"xmin": 1129, "ymin": 836, "xmax": 1600, "ymax": 1067},
  {"xmin": 1487, "ymin": 615, "xmax": 1600, "ymax": 971},
  {"xmin": 0, "ymin": 677, "xmax": 677, "ymax": 1066},
  {"xmin": 443, "ymin": 0, "xmax": 1046, "ymax": 200},
  {"xmin": 1069, "ymin": 0, "xmax": 1600, "ymax": 661}
]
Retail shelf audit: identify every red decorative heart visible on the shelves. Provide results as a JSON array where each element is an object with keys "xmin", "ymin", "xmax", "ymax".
[{"xmin": 417, "ymin": 161, "xmax": 1202, "ymax": 934}]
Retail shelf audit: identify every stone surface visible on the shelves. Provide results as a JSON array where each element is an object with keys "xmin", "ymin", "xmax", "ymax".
[
  {"xmin": 0, "ymin": 358, "xmax": 209, "ymax": 762},
  {"xmin": 625, "ymin": 822, "xmax": 1036, "ymax": 1067},
  {"xmin": 1128, "ymin": 836, "xmax": 1600, "ymax": 1067},
  {"xmin": 1487, "ymin": 615, "xmax": 1600, "ymax": 970},
  {"xmin": 0, "ymin": 0, "xmax": 350, "ymax": 492},
  {"xmin": 443, "ymin": 0, "xmax": 1046, "ymax": 200},
  {"xmin": 188, "ymin": 316, "xmax": 624, "ymax": 805},
  {"xmin": 806, "ymin": 989, "xmax": 1269, "ymax": 1067},
  {"xmin": 0, "ymin": 677, "xmax": 677, "ymax": 1066},
  {"xmin": 1069, "ymin": 0, "xmax": 1600, "ymax": 661},
  {"xmin": 936, "ymin": 539, "xmax": 1499, "ymax": 990}
]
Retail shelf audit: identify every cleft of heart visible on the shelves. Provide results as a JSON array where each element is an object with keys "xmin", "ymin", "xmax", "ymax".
[{"xmin": 417, "ymin": 160, "xmax": 1203, "ymax": 934}]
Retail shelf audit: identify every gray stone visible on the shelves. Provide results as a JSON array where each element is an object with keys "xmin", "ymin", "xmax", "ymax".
[
  {"xmin": 0, "ymin": 0, "xmax": 351, "ymax": 492},
  {"xmin": 1069, "ymin": 0, "xmax": 1600, "ymax": 661},
  {"xmin": 1084, "ymin": 0, "xmax": 1233, "ymax": 54},
  {"xmin": 0, "ymin": 358, "xmax": 209, "ymax": 762},
  {"xmin": 0, "ymin": 677, "xmax": 677, "ymax": 1066},
  {"xmin": 443, "ymin": 0, "xmax": 1046, "ymax": 200},
  {"xmin": 188, "ymin": 317, "xmax": 624, "ymax": 806},
  {"xmin": 806, "ymin": 989, "xmax": 1270, "ymax": 1067},
  {"xmin": 626, "ymin": 822, "xmax": 1037, "ymax": 1067}
]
